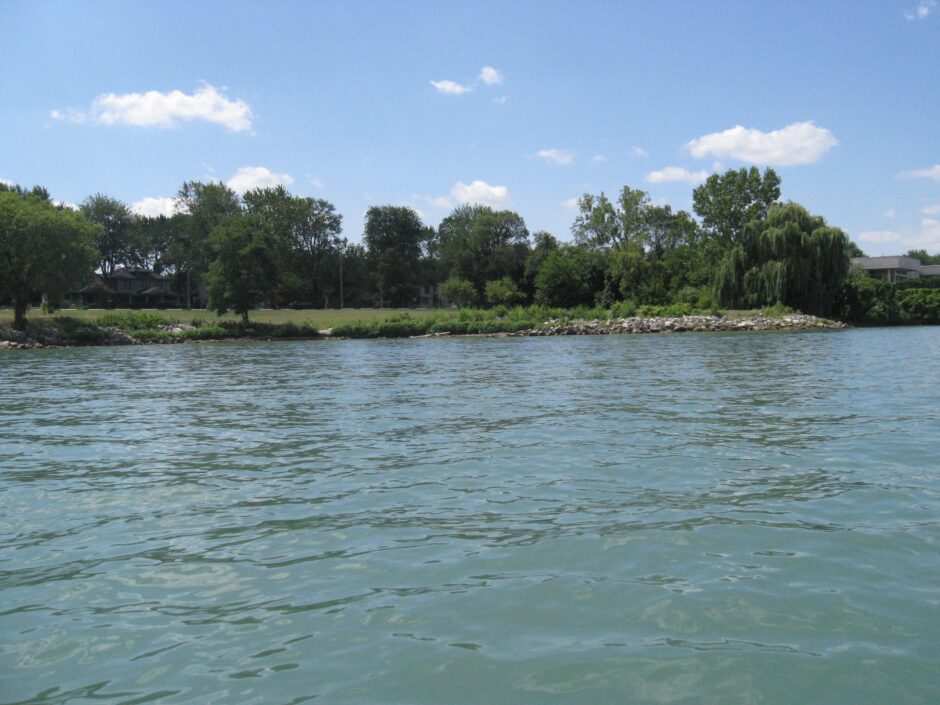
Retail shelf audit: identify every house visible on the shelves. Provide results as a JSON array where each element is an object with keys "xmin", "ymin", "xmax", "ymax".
[
  {"xmin": 71, "ymin": 268, "xmax": 181, "ymax": 307},
  {"xmin": 851, "ymin": 256, "xmax": 940, "ymax": 283},
  {"xmin": 418, "ymin": 283, "xmax": 441, "ymax": 307}
]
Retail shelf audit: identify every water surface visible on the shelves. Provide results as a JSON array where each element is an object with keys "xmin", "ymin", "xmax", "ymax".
[{"xmin": 1, "ymin": 328, "xmax": 938, "ymax": 704}]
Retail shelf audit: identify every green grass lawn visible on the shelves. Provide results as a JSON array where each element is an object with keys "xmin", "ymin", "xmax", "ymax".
[{"xmin": 0, "ymin": 307, "xmax": 445, "ymax": 329}]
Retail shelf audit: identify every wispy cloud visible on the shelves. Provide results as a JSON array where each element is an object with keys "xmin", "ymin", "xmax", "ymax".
[
  {"xmin": 451, "ymin": 180, "xmax": 510, "ymax": 208},
  {"xmin": 431, "ymin": 66, "xmax": 504, "ymax": 95},
  {"xmin": 884, "ymin": 209, "xmax": 896, "ymax": 218},
  {"xmin": 687, "ymin": 121, "xmax": 837, "ymax": 166},
  {"xmin": 131, "ymin": 196, "xmax": 177, "ymax": 218},
  {"xmin": 630, "ymin": 146, "xmax": 649, "ymax": 158},
  {"xmin": 858, "ymin": 219, "xmax": 940, "ymax": 251},
  {"xmin": 897, "ymin": 164, "xmax": 940, "ymax": 180},
  {"xmin": 905, "ymin": 0, "xmax": 936, "ymax": 20},
  {"xmin": 534, "ymin": 148, "xmax": 573, "ymax": 165},
  {"xmin": 51, "ymin": 84, "xmax": 253, "ymax": 132},
  {"xmin": 425, "ymin": 195, "xmax": 454, "ymax": 209},
  {"xmin": 592, "ymin": 154, "xmax": 608, "ymax": 163},
  {"xmin": 430, "ymin": 79, "xmax": 473, "ymax": 95},
  {"xmin": 479, "ymin": 66, "xmax": 504, "ymax": 85},
  {"xmin": 923, "ymin": 204, "xmax": 940, "ymax": 214},
  {"xmin": 562, "ymin": 197, "xmax": 580, "ymax": 210},
  {"xmin": 226, "ymin": 166, "xmax": 295, "ymax": 194},
  {"xmin": 646, "ymin": 166, "xmax": 710, "ymax": 184},
  {"xmin": 0, "ymin": 178, "xmax": 13, "ymax": 187}
]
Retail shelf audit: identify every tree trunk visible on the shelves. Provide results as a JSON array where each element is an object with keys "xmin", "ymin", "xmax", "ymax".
[
  {"xmin": 13, "ymin": 296, "xmax": 29, "ymax": 331},
  {"xmin": 241, "ymin": 310, "xmax": 249, "ymax": 324}
]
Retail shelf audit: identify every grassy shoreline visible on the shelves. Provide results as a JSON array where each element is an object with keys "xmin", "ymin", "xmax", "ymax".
[{"xmin": 0, "ymin": 305, "xmax": 847, "ymax": 350}]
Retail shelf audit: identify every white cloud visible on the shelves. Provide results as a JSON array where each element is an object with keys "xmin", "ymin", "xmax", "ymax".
[
  {"xmin": 53, "ymin": 200, "xmax": 79, "ymax": 210},
  {"xmin": 562, "ymin": 197, "xmax": 580, "ymax": 210},
  {"xmin": 630, "ymin": 146, "xmax": 649, "ymax": 158},
  {"xmin": 425, "ymin": 195, "xmax": 453, "ymax": 209},
  {"xmin": 430, "ymin": 79, "xmax": 472, "ymax": 95},
  {"xmin": 923, "ymin": 204, "xmax": 940, "ymax": 215},
  {"xmin": 858, "ymin": 230, "xmax": 900, "ymax": 244},
  {"xmin": 494, "ymin": 96, "xmax": 507, "ymax": 104},
  {"xmin": 52, "ymin": 85, "xmax": 253, "ymax": 132},
  {"xmin": 131, "ymin": 196, "xmax": 177, "ymax": 218},
  {"xmin": 858, "ymin": 219, "xmax": 940, "ymax": 252},
  {"xmin": 884, "ymin": 209, "xmax": 896, "ymax": 218},
  {"xmin": 905, "ymin": 0, "xmax": 936, "ymax": 19},
  {"xmin": 308, "ymin": 176, "xmax": 324, "ymax": 189},
  {"xmin": 0, "ymin": 178, "xmax": 13, "ymax": 187},
  {"xmin": 646, "ymin": 166, "xmax": 710, "ymax": 184},
  {"xmin": 479, "ymin": 66, "xmax": 504, "ymax": 85},
  {"xmin": 897, "ymin": 164, "xmax": 940, "ymax": 180},
  {"xmin": 687, "ymin": 121, "xmax": 837, "ymax": 166},
  {"xmin": 534, "ymin": 148, "xmax": 574, "ymax": 165},
  {"xmin": 592, "ymin": 154, "xmax": 608, "ymax": 163},
  {"xmin": 451, "ymin": 180, "xmax": 510, "ymax": 208},
  {"xmin": 226, "ymin": 166, "xmax": 295, "ymax": 194}
]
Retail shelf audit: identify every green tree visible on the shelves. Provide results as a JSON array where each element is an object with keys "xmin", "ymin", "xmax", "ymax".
[
  {"xmin": 242, "ymin": 186, "xmax": 343, "ymax": 306},
  {"xmin": 692, "ymin": 167, "xmax": 781, "ymax": 247},
  {"xmin": 535, "ymin": 247, "xmax": 593, "ymax": 307},
  {"xmin": 174, "ymin": 181, "xmax": 241, "ymax": 307},
  {"xmin": 0, "ymin": 189, "xmax": 99, "ymax": 329},
  {"xmin": 484, "ymin": 276, "xmax": 524, "ymax": 306},
  {"xmin": 205, "ymin": 214, "xmax": 278, "ymax": 323},
  {"xmin": 438, "ymin": 204, "xmax": 530, "ymax": 294},
  {"xmin": 79, "ymin": 193, "xmax": 139, "ymax": 281},
  {"xmin": 712, "ymin": 202, "xmax": 850, "ymax": 316},
  {"xmin": 364, "ymin": 206, "xmax": 426, "ymax": 306},
  {"xmin": 439, "ymin": 277, "xmax": 478, "ymax": 307},
  {"xmin": 572, "ymin": 186, "xmax": 655, "ymax": 249}
]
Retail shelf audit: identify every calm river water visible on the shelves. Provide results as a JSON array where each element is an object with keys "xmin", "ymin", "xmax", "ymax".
[{"xmin": 1, "ymin": 328, "xmax": 938, "ymax": 704}]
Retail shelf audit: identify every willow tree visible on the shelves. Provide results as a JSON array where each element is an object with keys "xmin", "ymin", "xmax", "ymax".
[
  {"xmin": 712, "ymin": 203, "xmax": 850, "ymax": 316},
  {"xmin": 0, "ymin": 188, "xmax": 99, "ymax": 329}
]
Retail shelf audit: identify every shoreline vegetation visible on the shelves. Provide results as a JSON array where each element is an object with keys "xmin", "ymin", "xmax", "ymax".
[
  {"xmin": 4, "ymin": 169, "xmax": 940, "ymax": 338},
  {"xmin": 1, "ymin": 306, "xmax": 845, "ymax": 350}
]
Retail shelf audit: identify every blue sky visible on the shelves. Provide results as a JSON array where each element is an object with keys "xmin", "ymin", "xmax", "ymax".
[{"xmin": 2, "ymin": 1, "xmax": 938, "ymax": 254}]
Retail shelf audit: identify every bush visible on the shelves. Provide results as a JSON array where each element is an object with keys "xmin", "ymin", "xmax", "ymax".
[
  {"xmin": 897, "ymin": 288, "xmax": 940, "ymax": 323},
  {"xmin": 484, "ymin": 277, "xmax": 524, "ymax": 307},
  {"xmin": 96, "ymin": 311, "xmax": 168, "ymax": 330},
  {"xmin": 439, "ymin": 277, "xmax": 479, "ymax": 307},
  {"xmin": 610, "ymin": 300, "xmax": 637, "ymax": 318}
]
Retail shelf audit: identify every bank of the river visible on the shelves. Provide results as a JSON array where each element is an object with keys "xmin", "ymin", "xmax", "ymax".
[{"xmin": 0, "ymin": 312, "xmax": 845, "ymax": 349}]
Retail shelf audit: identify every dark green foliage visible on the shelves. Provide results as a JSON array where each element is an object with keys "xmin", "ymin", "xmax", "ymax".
[
  {"xmin": 364, "ymin": 206, "xmax": 427, "ymax": 306},
  {"xmin": 535, "ymin": 248, "xmax": 593, "ymax": 307},
  {"xmin": 79, "ymin": 194, "xmax": 139, "ymax": 280},
  {"xmin": 484, "ymin": 277, "xmax": 524, "ymax": 306},
  {"xmin": 439, "ymin": 277, "xmax": 478, "ymax": 306},
  {"xmin": 96, "ymin": 311, "xmax": 166, "ymax": 329},
  {"xmin": 438, "ymin": 205, "xmax": 529, "ymax": 295},
  {"xmin": 693, "ymin": 167, "xmax": 781, "ymax": 246},
  {"xmin": 206, "ymin": 214, "xmax": 280, "ymax": 322},
  {"xmin": 0, "ymin": 189, "xmax": 99, "ymax": 329},
  {"xmin": 712, "ymin": 203, "xmax": 850, "ymax": 316},
  {"xmin": 897, "ymin": 288, "xmax": 940, "ymax": 323},
  {"xmin": 837, "ymin": 267, "xmax": 899, "ymax": 324}
]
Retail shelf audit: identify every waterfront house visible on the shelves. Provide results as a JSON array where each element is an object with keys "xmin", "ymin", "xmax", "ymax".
[
  {"xmin": 851, "ymin": 256, "xmax": 940, "ymax": 283},
  {"xmin": 71, "ymin": 268, "xmax": 180, "ymax": 307}
]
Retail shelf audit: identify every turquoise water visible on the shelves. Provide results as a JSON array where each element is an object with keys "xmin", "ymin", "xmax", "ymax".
[{"xmin": 1, "ymin": 328, "xmax": 938, "ymax": 704}]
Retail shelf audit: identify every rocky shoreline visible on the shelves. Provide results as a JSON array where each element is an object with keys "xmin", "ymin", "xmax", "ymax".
[
  {"xmin": 506, "ymin": 313, "xmax": 845, "ymax": 337},
  {"xmin": 0, "ymin": 313, "xmax": 845, "ymax": 350}
]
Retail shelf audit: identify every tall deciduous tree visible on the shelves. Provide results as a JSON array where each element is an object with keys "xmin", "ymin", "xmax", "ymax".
[
  {"xmin": 175, "ymin": 181, "xmax": 241, "ymax": 307},
  {"xmin": 692, "ymin": 167, "xmax": 781, "ymax": 247},
  {"xmin": 0, "ymin": 188, "xmax": 99, "ymax": 329},
  {"xmin": 205, "ymin": 214, "xmax": 278, "ymax": 323},
  {"xmin": 712, "ymin": 202, "xmax": 849, "ymax": 316},
  {"xmin": 364, "ymin": 206, "xmax": 426, "ymax": 306},
  {"xmin": 79, "ymin": 194, "xmax": 138, "ymax": 281},
  {"xmin": 438, "ymin": 204, "xmax": 529, "ymax": 294}
]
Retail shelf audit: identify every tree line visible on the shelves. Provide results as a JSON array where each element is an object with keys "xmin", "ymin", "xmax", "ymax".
[{"xmin": 1, "ymin": 168, "xmax": 933, "ymax": 330}]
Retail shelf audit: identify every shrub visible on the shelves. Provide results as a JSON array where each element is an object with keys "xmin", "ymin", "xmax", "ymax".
[
  {"xmin": 484, "ymin": 277, "xmax": 525, "ymax": 307},
  {"xmin": 96, "ymin": 311, "xmax": 167, "ymax": 330},
  {"xmin": 439, "ymin": 277, "xmax": 479, "ymax": 307}
]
